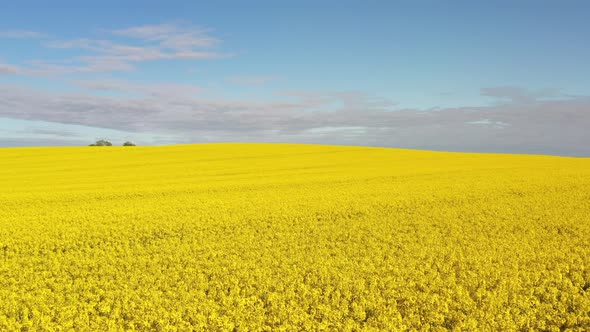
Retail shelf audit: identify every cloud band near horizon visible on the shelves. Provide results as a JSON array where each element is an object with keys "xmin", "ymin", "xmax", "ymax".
[{"xmin": 0, "ymin": 82, "xmax": 588, "ymax": 156}]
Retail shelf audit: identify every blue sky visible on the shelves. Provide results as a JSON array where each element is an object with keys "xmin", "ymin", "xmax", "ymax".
[{"xmin": 0, "ymin": 1, "xmax": 589, "ymax": 155}]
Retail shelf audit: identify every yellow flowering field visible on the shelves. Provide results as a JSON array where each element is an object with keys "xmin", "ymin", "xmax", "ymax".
[{"xmin": 1, "ymin": 143, "xmax": 589, "ymax": 331}]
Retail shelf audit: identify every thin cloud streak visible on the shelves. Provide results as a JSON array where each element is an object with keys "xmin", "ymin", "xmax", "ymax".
[
  {"xmin": 0, "ymin": 63, "xmax": 21, "ymax": 75},
  {"xmin": 228, "ymin": 75, "xmax": 278, "ymax": 86},
  {"xmin": 76, "ymin": 79, "xmax": 204, "ymax": 98},
  {"xmin": 3, "ymin": 23, "xmax": 227, "ymax": 76},
  {"xmin": 0, "ymin": 30, "xmax": 45, "ymax": 38},
  {"xmin": 112, "ymin": 23, "xmax": 220, "ymax": 50}
]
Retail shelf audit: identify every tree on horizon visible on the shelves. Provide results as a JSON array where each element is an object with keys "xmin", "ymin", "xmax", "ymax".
[{"xmin": 89, "ymin": 140, "xmax": 112, "ymax": 146}]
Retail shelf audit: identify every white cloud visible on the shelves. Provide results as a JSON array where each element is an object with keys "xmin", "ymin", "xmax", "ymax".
[
  {"xmin": 112, "ymin": 23, "xmax": 219, "ymax": 50},
  {"xmin": 0, "ymin": 84, "xmax": 588, "ymax": 155},
  {"xmin": 228, "ymin": 75, "xmax": 278, "ymax": 86},
  {"xmin": 0, "ymin": 30, "xmax": 45, "ymax": 38},
  {"xmin": 0, "ymin": 63, "xmax": 21, "ymax": 75},
  {"xmin": 481, "ymin": 86, "xmax": 562, "ymax": 103},
  {"xmin": 75, "ymin": 79, "xmax": 204, "ymax": 98},
  {"xmin": 6, "ymin": 23, "xmax": 227, "ymax": 76},
  {"xmin": 466, "ymin": 119, "xmax": 511, "ymax": 129}
]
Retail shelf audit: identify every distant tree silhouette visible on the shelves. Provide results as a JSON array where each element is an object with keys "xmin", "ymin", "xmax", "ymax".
[
  {"xmin": 123, "ymin": 141, "xmax": 136, "ymax": 146},
  {"xmin": 89, "ymin": 140, "xmax": 112, "ymax": 146}
]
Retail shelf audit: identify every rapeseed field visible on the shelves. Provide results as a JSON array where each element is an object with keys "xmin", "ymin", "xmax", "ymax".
[{"xmin": 0, "ymin": 143, "xmax": 589, "ymax": 331}]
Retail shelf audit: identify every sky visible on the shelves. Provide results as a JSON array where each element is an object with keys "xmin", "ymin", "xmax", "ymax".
[{"xmin": 0, "ymin": 0, "xmax": 589, "ymax": 155}]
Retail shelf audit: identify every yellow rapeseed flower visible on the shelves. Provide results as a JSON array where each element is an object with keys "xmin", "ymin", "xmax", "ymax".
[{"xmin": 0, "ymin": 143, "xmax": 589, "ymax": 330}]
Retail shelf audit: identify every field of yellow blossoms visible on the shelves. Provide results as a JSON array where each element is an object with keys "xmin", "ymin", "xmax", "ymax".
[{"xmin": 1, "ymin": 143, "xmax": 589, "ymax": 331}]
